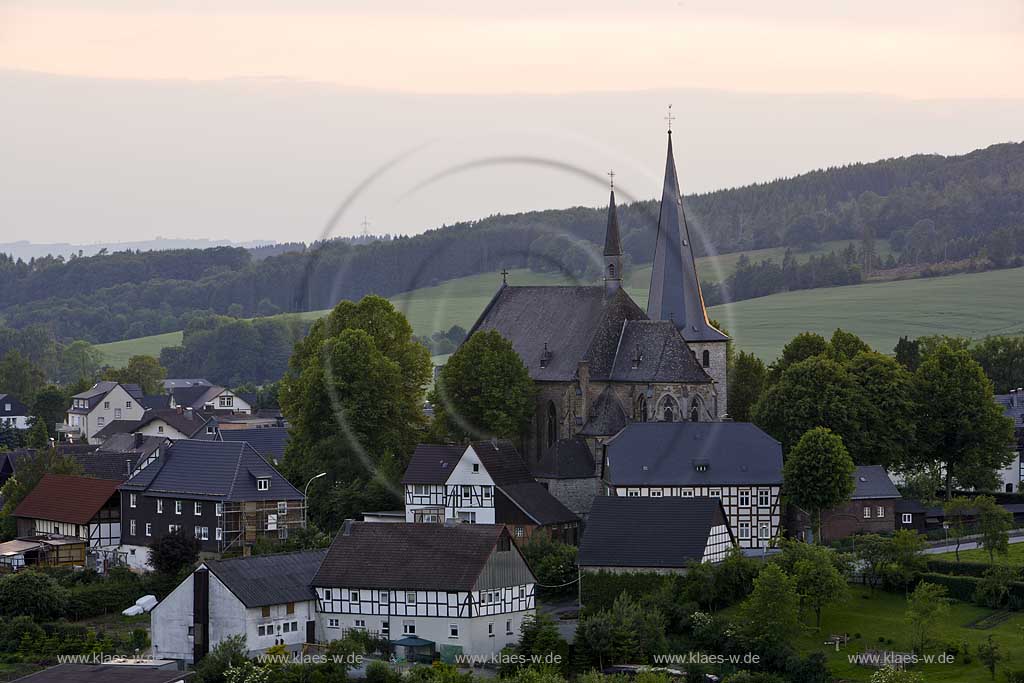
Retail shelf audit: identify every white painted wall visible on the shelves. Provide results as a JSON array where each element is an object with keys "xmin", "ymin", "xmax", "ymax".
[
  {"xmin": 77, "ymin": 385, "xmax": 146, "ymax": 442},
  {"xmin": 319, "ymin": 612, "xmax": 528, "ymax": 657}
]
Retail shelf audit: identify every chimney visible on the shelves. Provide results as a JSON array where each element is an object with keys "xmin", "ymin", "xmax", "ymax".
[{"xmin": 125, "ymin": 459, "xmax": 133, "ymax": 476}]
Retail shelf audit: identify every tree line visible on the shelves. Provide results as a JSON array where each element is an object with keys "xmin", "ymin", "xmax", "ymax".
[{"xmin": 2, "ymin": 141, "xmax": 1022, "ymax": 343}]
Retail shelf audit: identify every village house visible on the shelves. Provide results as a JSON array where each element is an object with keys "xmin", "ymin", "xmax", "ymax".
[
  {"xmin": 219, "ymin": 426, "xmax": 290, "ymax": 462},
  {"xmin": 93, "ymin": 407, "xmax": 219, "ymax": 443},
  {"xmin": 402, "ymin": 440, "xmax": 579, "ymax": 543},
  {"xmin": 601, "ymin": 421, "xmax": 783, "ymax": 549},
  {"xmin": 0, "ymin": 393, "xmax": 32, "ymax": 430},
  {"xmin": 578, "ymin": 496, "xmax": 736, "ymax": 573},
  {"xmin": 59, "ymin": 381, "xmax": 148, "ymax": 443},
  {"xmin": 117, "ymin": 439, "xmax": 305, "ymax": 569},
  {"xmin": 313, "ymin": 521, "xmax": 536, "ymax": 660},
  {"xmin": 996, "ymin": 388, "xmax": 1024, "ymax": 493},
  {"xmin": 791, "ymin": 465, "xmax": 902, "ymax": 543},
  {"xmin": 13, "ymin": 473, "xmax": 122, "ymax": 547},
  {"xmin": 151, "ymin": 550, "xmax": 326, "ymax": 663},
  {"xmin": 170, "ymin": 385, "xmax": 254, "ymax": 416}
]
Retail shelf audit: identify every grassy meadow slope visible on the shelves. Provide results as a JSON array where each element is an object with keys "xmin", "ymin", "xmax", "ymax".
[{"xmin": 97, "ymin": 239, "xmax": 1018, "ymax": 368}]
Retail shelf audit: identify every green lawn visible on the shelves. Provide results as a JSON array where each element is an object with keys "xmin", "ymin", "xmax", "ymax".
[
  {"xmin": 785, "ymin": 586, "xmax": 1023, "ymax": 681},
  {"xmin": 929, "ymin": 542, "xmax": 1024, "ymax": 565}
]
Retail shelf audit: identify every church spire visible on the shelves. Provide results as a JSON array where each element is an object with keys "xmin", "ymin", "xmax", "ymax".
[
  {"xmin": 603, "ymin": 175, "xmax": 623, "ymax": 297},
  {"xmin": 646, "ymin": 131, "xmax": 727, "ymax": 342}
]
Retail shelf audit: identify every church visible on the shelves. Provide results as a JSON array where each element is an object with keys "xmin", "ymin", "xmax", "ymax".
[{"xmin": 467, "ymin": 130, "xmax": 730, "ymax": 511}]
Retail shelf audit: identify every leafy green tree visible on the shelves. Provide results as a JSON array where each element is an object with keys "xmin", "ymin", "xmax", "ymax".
[
  {"xmin": 870, "ymin": 667, "xmax": 924, "ymax": 683},
  {"xmin": 912, "ymin": 344, "xmax": 1015, "ymax": 497},
  {"xmin": 429, "ymin": 330, "xmax": 535, "ymax": 442},
  {"xmin": 974, "ymin": 565, "xmax": 1019, "ymax": 609},
  {"xmin": 519, "ymin": 534, "xmax": 577, "ymax": 596},
  {"xmin": 942, "ymin": 496, "xmax": 974, "ymax": 562},
  {"xmin": 855, "ymin": 534, "xmax": 892, "ymax": 592},
  {"xmin": 148, "ymin": 527, "xmax": 200, "ymax": 576},
  {"xmin": 975, "ymin": 494, "xmax": 1013, "ymax": 563},
  {"xmin": 905, "ymin": 582, "xmax": 949, "ymax": 654},
  {"xmin": 0, "ymin": 570, "xmax": 69, "ymax": 620},
  {"xmin": 785, "ymin": 544, "xmax": 849, "ymax": 628},
  {"xmin": 58, "ymin": 340, "xmax": 103, "ymax": 385},
  {"xmin": 783, "ymin": 428, "xmax": 855, "ymax": 543},
  {"xmin": 887, "ymin": 529, "xmax": 927, "ymax": 594},
  {"xmin": 280, "ymin": 295, "xmax": 431, "ymax": 530},
  {"xmin": 845, "ymin": 351, "xmax": 916, "ymax": 469},
  {"xmin": 738, "ymin": 563, "xmax": 800, "ymax": 650},
  {"xmin": 575, "ymin": 610, "xmax": 614, "ymax": 670},
  {"xmin": 977, "ymin": 635, "xmax": 1002, "ymax": 681},
  {"xmin": 103, "ymin": 354, "xmax": 167, "ymax": 395},
  {"xmin": 828, "ymin": 328, "xmax": 871, "ymax": 362},
  {"xmin": 502, "ymin": 613, "xmax": 569, "ymax": 676},
  {"xmin": 893, "ymin": 336, "xmax": 921, "ymax": 372},
  {"xmin": 728, "ymin": 350, "xmax": 766, "ymax": 422},
  {"xmin": 0, "ymin": 350, "xmax": 45, "ymax": 405},
  {"xmin": 767, "ymin": 332, "xmax": 829, "ymax": 383},
  {"xmin": 24, "ymin": 419, "xmax": 49, "ymax": 448},
  {"xmin": 194, "ymin": 634, "xmax": 248, "ymax": 683},
  {"xmin": 31, "ymin": 385, "xmax": 69, "ymax": 437},
  {"xmin": 970, "ymin": 335, "xmax": 1024, "ymax": 393}
]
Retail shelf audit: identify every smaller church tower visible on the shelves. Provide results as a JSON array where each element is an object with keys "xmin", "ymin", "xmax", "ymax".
[{"xmin": 603, "ymin": 180, "xmax": 623, "ymax": 298}]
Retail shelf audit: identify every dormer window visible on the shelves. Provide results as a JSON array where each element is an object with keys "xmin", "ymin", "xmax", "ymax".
[
  {"xmin": 693, "ymin": 461, "xmax": 709, "ymax": 473},
  {"xmin": 257, "ymin": 477, "xmax": 270, "ymax": 491},
  {"xmin": 539, "ymin": 342, "xmax": 553, "ymax": 368}
]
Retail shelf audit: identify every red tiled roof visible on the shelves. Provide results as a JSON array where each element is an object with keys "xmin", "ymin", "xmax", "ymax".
[{"xmin": 13, "ymin": 474, "xmax": 123, "ymax": 525}]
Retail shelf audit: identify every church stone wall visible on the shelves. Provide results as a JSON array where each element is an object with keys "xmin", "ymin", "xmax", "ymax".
[
  {"xmin": 686, "ymin": 341, "xmax": 728, "ymax": 418},
  {"xmin": 538, "ymin": 477, "xmax": 602, "ymax": 518}
]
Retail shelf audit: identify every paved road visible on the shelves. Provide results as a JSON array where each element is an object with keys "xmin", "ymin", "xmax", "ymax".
[{"xmin": 923, "ymin": 533, "xmax": 1024, "ymax": 555}]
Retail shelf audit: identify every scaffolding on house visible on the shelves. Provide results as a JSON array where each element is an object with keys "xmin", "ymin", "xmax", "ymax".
[{"xmin": 219, "ymin": 499, "xmax": 307, "ymax": 555}]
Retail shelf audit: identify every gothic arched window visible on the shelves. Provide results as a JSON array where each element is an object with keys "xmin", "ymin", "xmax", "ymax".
[
  {"xmin": 635, "ymin": 395, "xmax": 647, "ymax": 422},
  {"xmin": 690, "ymin": 397, "xmax": 701, "ymax": 422},
  {"xmin": 702, "ymin": 350, "xmax": 710, "ymax": 368},
  {"xmin": 657, "ymin": 395, "xmax": 678, "ymax": 422},
  {"xmin": 546, "ymin": 402, "xmax": 558, "ymax": 447},
  {"xmin": 608, "ymin": 263, "xmax": 616, "ymax": 278}
]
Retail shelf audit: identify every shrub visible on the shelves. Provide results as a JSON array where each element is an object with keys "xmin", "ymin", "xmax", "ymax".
[{"xmin": 0, "ymin": 570, "xmax": 69, "ymax": 620}]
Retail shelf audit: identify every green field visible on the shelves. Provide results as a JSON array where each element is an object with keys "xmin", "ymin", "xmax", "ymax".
[
  {"xmin": 929, "ymin": 542, "xmax": 1024, "ymax": 565},
  {"xmin": 778, "ymin": 586, "xmax": 1024, "ymax": 681}
]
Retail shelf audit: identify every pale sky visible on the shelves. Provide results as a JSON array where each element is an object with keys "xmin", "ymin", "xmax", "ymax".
[
  {"xmin": 3, "ymin": 0, "xmax": 1022, "ymax": 98},
  {"xmin": 2, "ymin": 1, "xmax": 1023, "ymax": 244}
]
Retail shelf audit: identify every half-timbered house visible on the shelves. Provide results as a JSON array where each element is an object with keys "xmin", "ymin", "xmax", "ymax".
[
  {"xmin": 601, "ymin": 421, "xmax": 783, "ymax": 549},
  {"xmin": 312, "ymin": 521, "xmax": 536, "ymax": 659},
  {"xmin": 402, "ymin": 441, "xmax": 579, "ymax": 543},
  {"xmin": 13, "ymin": 473, "xmax": 122, "ymax": 547}
]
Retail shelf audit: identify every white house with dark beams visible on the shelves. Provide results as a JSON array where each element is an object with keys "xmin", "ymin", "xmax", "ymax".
[
  {"xmin": 0, "ymin": 394, "xmax": 31, "ymax": 430},
  {"xmin": 402, "ymin": 441, "xmax": 579, "ymax": 543},
  {"xmin": 602, "ymin": 421, "xmax": 783, "ymax": 549},
  {"xmin": 578, "ymin": 496, "xmax": 736, "ymax": 573},
  {"xmin": 151, "ymin": 550, "xmax": 326, "ymax": 664},
  {"xmin": 312, "ymin": 521, "xmax": 536, "ymax": 659}
]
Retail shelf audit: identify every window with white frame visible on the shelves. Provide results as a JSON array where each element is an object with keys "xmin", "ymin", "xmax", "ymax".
[
  {"xmin": 877, "ymin": 506, "xmax": 885, "ymax": 518},
  {"xmin": 650, "ymin": 489, "xmax": 663, "ymax": 497},
  {"xmin": 145, "ymin": 523, "xmax": 152, "ymax": 537},
  {"xmin": 381, "ymin": 622, "xmax": 389, "ymax": 635},
  {"xmin": 194, "ymin": 501, "xmax": 202, "ymax": 516},
  {"xmin": 257, "ymin": 478, "xmax": 270, "ymax": 491},
  {"xmin": 403, "ymin": 620, "xmax": 416, "ymax": 635},
  {"xmin": 379, "ymin": 591, "xmax": 389, "ymax": 606},
  {"xmin": 406, "ymin": 591, "xmax": 416, "ymax": 605},
  {"xmin": 449, "ymin": 624, "xmax": 459, "ymax": 638},
  {"xmin": 104, "ymin": 401, "xmax": 110, "ymax": 409},
  {"xmin": 519, "ymin": 586, "xmax": 526, "ymax": 598},
  {"xmin": 129, "ymin": 519, "xmax": 136, "ymax": 536},
  {"xmin": 168, "ymin": 524, "xmax": 180, "ymax": 533},
  {"xmin": 739, "ymin": 490, "xmax": 751, "ymax": 507},
  {"xmin": 216, "ymin": 527, "xmax": 223, "ymax": 541},
  {"xmin": 709, "ymin": 489, "xmax": 721, "ymax": 498},
  {"xmin": 412, "ymin": 484, "xmax": 428, "ymax": 496},
  {"xmin": 514, "ymin": 526, "xmax": 524, "ymax": 537},
  {"xmin": 680, "ymin": 489, "xmax": 694, "ymax": 497},
  {"xmin": 461, "ymin": 485, "xmax": 472, "ymax": 498},
  {"xmin": 175, "ymin": 500, "xmax": 182, "ymax": 515},
  {"xmin": 328, "ymin": 619, "xmax": 340, "ymax": 629},
  {"xmin": 126, "ymin": 401, "xmax": 132, "ymax": 409},
  {"xmin": 506, "ymin": 619, "xmax": 513, "ymax": 634},
  {"xmin": 156, "ymin": 499, "xmax": 163, "ymax": 514},
  {"xmin": 354, "ymin": 619, "xmax": 366, "ymax": 629},
  {"xmin": 863, "ymin": 506, "xmax": 871, "ymax": 519},
  {"xmin": 324, "ymin": 589, "xmax": 333, "ymax": 600},
  {"xmin": 472, "ymin": 463, "xmax": 479, "ymax": 473},
  {"xmin": 758, "ymin": 489, "xmax": 770, "ymax": 507},
  {"xmin": 115, "ymin": 408, "xmax": 122, "ymax": 419},
  {"xmin": 627, "ymin": 489, "xmax": 640, "ymax": 497},
  {"xmin": 902, "ymin": 513, "xmax": 913, "ymax": 525},
  {"xmin": 278, "ymin": 501, "xmax": 288, "ymax": 514},
  {"xmin": 97, "ymin": 416, "xmax": 105, "ymax": 426},
  {"xmin": 482, "ymin": 486, "xmax": 492, "ymax": 500},
  {"xmin": 350, "ymin": 591, "xmax": 359, "ymax": 602},
  {"xmin": 759, "ymin": 522, "xmax": 770, "ymax": 539},
  {"xmin": 215, "ymin": 503, "xmax": 223, "ymax": 517},
  {"xmin": 158, "ymin": 425, "xmax": 164, "ymax": 433},
  {"xmin": 130, "ymin": 493, "xmax": 137, "ymax": 508},
  {"xmin": 738, "ymin": 521, "xmax": 750, "ymax": 539},
  {"xmin": 488, "ymin": 622, "xmax": 494, "ymax": 636},
  {"xmin": 219, "ymin": 395, "xmax": 234, "ymax": 408}
]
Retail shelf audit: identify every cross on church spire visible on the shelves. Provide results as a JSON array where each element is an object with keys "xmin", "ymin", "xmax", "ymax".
[
  {"xmin": 665, "ymin": 104, "xmax": 675, "ymax": 134},
  {"xmin": 607, "ymin": 170, "xmax": 615, "ymax": 189},
  {"xmin": 500, "ymin": 268, "xmax": 509, "ymax": 285}
]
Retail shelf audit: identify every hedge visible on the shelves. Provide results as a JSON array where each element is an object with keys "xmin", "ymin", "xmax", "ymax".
[
  {"xmin": 924, "ymin": 559, "xmax": 1023, "ymax": 578},
  {"xmin": 918, "ymin": 572, "xmax": 1024, "ymax": 605},
  {"xmin": 579, "ymin": 571, "xmax": 677, "ymax": 613}
]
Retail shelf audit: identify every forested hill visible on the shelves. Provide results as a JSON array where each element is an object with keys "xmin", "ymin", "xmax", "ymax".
[{"xmin": 2, "ymin": 141, "xmax": 1022, "ymax": 343}]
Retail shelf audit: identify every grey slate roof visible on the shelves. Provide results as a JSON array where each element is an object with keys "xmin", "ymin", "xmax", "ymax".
[
  {"xmin": 401, "ymin": 444, "xmax": 463, "ymax": 484},
  {"xmin": 533, "ymin": 437, "xmax": 595, "ymax": 479},
  {"xmin": 163, "ymin": 378, "xmax": 212, "ymax": 391},
  {"xmin": 170, "ymin": 385, "xmax": 217, "ymax": 409},
  {"xmin": 470, "ymin": 440, "xmax": 534, "ymax": 485},
  {"xmin": 609, "ymin": 320, "xmax": 709, "ymax": 382},
  {"xmin": 646, "ymin": 134, "xmax": 729, "ymax": 343},
  {"xmin": 141, "ymin": 394, "xmax": 171, "ymax": 410},
  {"xmin": 203, "ymin": 550, "xmax": 326, "ymax": 608},
  {"xmin": 0, "ymin": 394, "xmax": 29, "ymax": 417},
  {"xmin": 579, "ymin": 496, "xmax": 732, "ymax": 568},
  {"xmin": 995, "ymin": 393, "xmax": 1024, "ymax": 430},
  {"xmin": 313, "ymin": 522, "xmax": 525, "ymax": 591},
  {"xmin": 499, "ymin": 482, "xmax": 579, "ymax": 525},
  {"xmin": 121, "ymin": 439, "xmax": 302, "ymax": 502},
  {"xmin": 851, "ymin": 465, "xmax": 901, "ymax": 500},
  {"xmin": 220, "ymin": 427, "xmax": 290, "ymax": 461},
  {"xmin": 579, "ymin": 385, "xmax": 629, "ymax": 437},
  {"xmin": 11, "ymin": 663, "xmax": 195, "ymax": 682},
  {"xmin": 603, "ymin": 422, "xmax": 783, "ymax": 486}
]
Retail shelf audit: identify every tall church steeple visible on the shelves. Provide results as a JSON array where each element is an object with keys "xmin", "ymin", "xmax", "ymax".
[
  {"xmin": 646, "ymin": 131, "xmax": 727, "ymax": 343},
  {"xmin": 603, "ymin": 175, "xmax": 623, "ymax": 297}
]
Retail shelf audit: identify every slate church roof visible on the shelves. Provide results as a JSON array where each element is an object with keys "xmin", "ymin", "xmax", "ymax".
[
  {"xmin": 534, "ymin": 437, "xmax": 596, "ymax": 479},
  {"xmin": 646, "ymin": 132, "xmax": 729, "ymax": 343},
  {"xmin": 578, "ymin": 496, "xmax": 732, "ymax": 568},
  {"xmin": 603, "ymin": 422, "xmax": 782, "ymax": 486}
]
